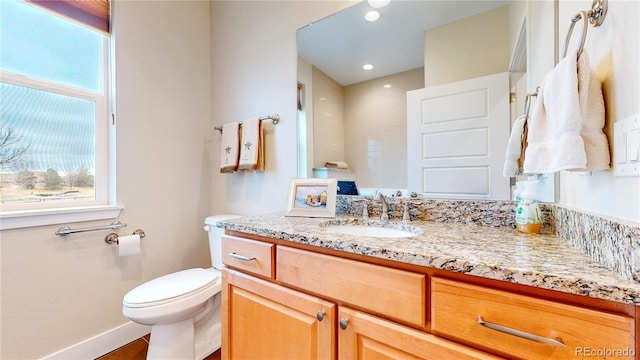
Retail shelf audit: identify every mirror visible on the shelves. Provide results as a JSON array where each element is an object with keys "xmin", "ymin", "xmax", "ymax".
[{"xmin": 297, "ymin": 0, "xmax": 557, "ymax": 201}]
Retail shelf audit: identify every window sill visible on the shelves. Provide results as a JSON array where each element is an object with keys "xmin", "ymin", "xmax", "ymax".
[{"xmin": 0, "ymin": 205, "xmax": 124, "ymax": 230}]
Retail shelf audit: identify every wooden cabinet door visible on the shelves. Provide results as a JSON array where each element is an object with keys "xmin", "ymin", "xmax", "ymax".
[
  {"xmin": 338, "ymin": 307, "xmax": 503, "ymax": 360},
  {"xmin": 222, "ymin": 269, "xmax": 336, "ymax": 360}
]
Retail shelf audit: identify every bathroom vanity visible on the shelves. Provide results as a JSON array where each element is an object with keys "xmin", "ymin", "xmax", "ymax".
[{"xmin": 218, "ymin": 212, "xmax": 640, "ymax": 359}]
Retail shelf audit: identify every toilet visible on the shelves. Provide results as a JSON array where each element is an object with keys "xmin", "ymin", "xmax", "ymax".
[{"xmin": 122, "ymin": 215, "xmax": 238, "ymax": 360}]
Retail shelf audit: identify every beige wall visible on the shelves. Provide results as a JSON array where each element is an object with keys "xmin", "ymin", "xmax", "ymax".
[
  {"xmin": 305, "ymin": 66, "xmax": 423, "ymax": 190},
  {"xmin": 344, "ymin": 68, "xmax": 424, "ymax": 189},
  {"xmin": 526, "ymin": 0, "xmax": 558, "ymax": 92},
  {"xmin": 297, "ymin": 56, "xmax": 314, "ymax": 178},
  {"xmin": 209, "ymin": 1, "xmax": 355, "ymax": 216},
  {"xmin": 0, "ymin": 2, "xmax": 213, "ymax": 358},
  {"xmin": 313, "ymin": 66, "xmax": 345, "ymax": 168},
  {"xmin": 557, "ymin": 0, "xmax": 640, "ymax": 222},
  {"xmin": 508, "ymin": 0, "xmax": 527, "ymax": 59},
  {"xmin": 424, "ymin": 5, "xmax": 510, "ymax": 87}
]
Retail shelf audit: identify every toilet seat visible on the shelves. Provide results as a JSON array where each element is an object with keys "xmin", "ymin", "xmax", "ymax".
[{"xmin": 124, "ymin": 268, "xmax": 221, "ymax": 308}]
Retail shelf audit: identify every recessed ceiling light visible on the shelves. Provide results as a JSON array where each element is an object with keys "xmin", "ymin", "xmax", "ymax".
[
  {"xmin": 364, "ymin": 10, "xmax": 380, "ymax": 22},
  {"xmin": 368, "ymin": 0, "xmax": 390, "ymax": 8},
  {"xmin": 383, "ymin": 84, "xmax": 392, "ymax": 89},
  {"xmin": 362, "ymin": 64, "xmax": 374, "ymax": 70}
]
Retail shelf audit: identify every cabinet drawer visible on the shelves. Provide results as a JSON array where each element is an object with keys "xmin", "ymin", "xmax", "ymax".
[
  {"xmin": 277, "ymin": 246, "xmax": 426, "ymax": 328},
  {"xmin": 222, "ymin": 235, "xmax": 274, "ymax": 278},
  {"xmin": 431, "ymin": 277, "xmax": 634, "ymax": 359}
]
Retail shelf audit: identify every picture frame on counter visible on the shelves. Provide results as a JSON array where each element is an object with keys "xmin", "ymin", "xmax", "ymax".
[{"xmin": 285, "ymin": 178, "xmax": 337, "ymax": 218}]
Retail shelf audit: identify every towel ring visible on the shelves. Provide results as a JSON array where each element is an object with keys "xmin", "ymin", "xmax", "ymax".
[
  {"xmin": 562, "ymin": 0, "xmax": 608, "ymax": 59},
  {"xmin": 562, "ymin": 10, "xmax": 589, "ymax": 59},
  {"xmin": 588, "ymin": 0, "xmax": 607, "ymax": 27},
  {"xmin": 522, "ymin": 87, "xmax": 539, "ymax": 118},
  {"xmin": 523, "ymin": 94, "xmax": 532, "ymax": 118}
]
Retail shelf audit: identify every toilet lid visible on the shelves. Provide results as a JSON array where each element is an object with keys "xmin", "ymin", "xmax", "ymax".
[{"xmin": 124, "ymin": 268, "xmax": 219, "ymax": 306}]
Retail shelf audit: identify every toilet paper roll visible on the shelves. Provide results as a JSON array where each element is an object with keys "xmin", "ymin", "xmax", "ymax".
[{"xmin": 118, "ymin": 234, "xmax": 141, "ymax": 256}]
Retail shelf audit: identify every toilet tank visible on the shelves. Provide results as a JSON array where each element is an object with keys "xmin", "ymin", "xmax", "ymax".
[{"xmin": 204, "ymin": 215, "xmax": 240, "ymax": 270}]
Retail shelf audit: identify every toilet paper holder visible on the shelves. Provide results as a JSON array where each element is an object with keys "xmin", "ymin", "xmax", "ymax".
[{"xmin": 105, "ymin": 229, "xmax": 146, "ymax": 245}]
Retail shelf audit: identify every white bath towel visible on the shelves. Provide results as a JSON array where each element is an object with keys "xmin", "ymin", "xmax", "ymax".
[
  {"xmin": 573, "ymin": 50, "xmax": 610, "ymax": 171},
  {"xmin": 219, "ymin": 121, "xmax": 240, "ymax": 173},
  {"xmin": 523, "ymin": 50, "xmax": 587, "ymax": 173},
  {"xmin": 503, "ymin": 114, "xmax": 527, "ymax": 177},
  {"xmin": 238, "ymin": 118, "xmax": 264, "ymax": 171}
]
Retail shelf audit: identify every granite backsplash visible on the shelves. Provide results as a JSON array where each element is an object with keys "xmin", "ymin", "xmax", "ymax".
[{"xmin": 336, "ymin": 195, "xmax": 640, "ymax": 282}]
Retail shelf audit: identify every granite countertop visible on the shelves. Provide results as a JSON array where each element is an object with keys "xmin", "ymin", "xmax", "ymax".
[{"xmin": 218, "ymin": 212, "xmax": 640, "ymax": 305}]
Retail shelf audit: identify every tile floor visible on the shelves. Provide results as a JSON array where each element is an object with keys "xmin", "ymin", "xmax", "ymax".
[{"xmin": 96, "ymin": 334, "xmax": 221, "ymax": 360}]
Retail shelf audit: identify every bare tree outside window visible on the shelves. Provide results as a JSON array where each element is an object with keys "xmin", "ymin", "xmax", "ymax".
[{"xmin": 0, "ymin": 127, "xmax": 30, "ymax": 168}]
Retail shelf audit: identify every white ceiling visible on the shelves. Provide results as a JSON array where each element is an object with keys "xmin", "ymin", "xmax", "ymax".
[{"xmin": 297, "ymin": 0, "xmax": 509, "ymax": 86}]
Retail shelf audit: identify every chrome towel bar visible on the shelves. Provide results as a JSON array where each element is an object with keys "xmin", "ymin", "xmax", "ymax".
[
  {"xmin": 214, "ymin": 114, "xmax": 280, "ymax": 133},
  {"xmin": 55, "ymin": 221, "xmax": 126, "ymax": 236}
]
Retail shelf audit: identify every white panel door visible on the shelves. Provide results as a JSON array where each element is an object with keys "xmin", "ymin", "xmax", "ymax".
[{"xmin": 407, "ymin": 72, "xmax": 510, "ymax": 200}]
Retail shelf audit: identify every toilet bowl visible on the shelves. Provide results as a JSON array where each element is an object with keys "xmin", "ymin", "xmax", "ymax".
[{"xmin": 122, "ymin": 215, "xmax": 238, "ymax": 360}]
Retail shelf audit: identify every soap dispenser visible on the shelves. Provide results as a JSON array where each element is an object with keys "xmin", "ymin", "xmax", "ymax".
[{"xmin": 515, "ymin": 177, "xmax": 542, "ymax": 234}]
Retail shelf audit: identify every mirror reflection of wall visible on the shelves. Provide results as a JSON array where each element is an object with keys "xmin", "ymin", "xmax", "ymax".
[
  {"xmin": 312, "ymin": 66, "xmax": 424, "ymax": 190},
  {"xmin": 423, "ymin": 6, "xmax": 509, "ymax": 87},
  {"xmin": 345, "ymin": 68, "xmax": 424, "ymax": 190},
  {"xmin": 297, "ymin": 0, "xmax": 556, "ymax": 200}
]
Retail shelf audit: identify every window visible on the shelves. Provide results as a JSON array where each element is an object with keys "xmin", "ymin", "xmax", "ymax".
[{"xmin": 0, "ymin": 1, "xmax": 117, "ymax": 227}]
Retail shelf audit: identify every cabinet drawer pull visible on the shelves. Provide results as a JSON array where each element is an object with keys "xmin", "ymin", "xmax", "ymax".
[
  {"xmin": 339, "ymin": 318, "xmax": 348, "ymax": 330},
  {"xmin": 477, "ymin": 316, "xmax": 565, "ymax": 348},
  {"xmin": 228, "ymin": 253, "xmax": 255, "ymax": 261},
  {"xmin": 316, "ymin": 311, "xmax": 325, "ymax": 321}
]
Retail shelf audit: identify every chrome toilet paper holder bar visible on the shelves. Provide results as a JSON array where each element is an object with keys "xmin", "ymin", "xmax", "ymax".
[{"xmin": 105, "ymin": 229, "xmax": 146, "ymax": 245}]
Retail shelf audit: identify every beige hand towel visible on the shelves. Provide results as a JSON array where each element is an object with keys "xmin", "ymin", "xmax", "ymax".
[
  {"xmin": 238, "ymin": 118, "xmax": 264, "ymax": 171},
  {"xmin": 503, "ymin": 114, "xmax": 527, "ymax": 177},
  {"xmin": 572, "ymin": 50, "xmax": 610, "ymax": 171},
  {"xmin": 219, "ymin": 121, "xmax": 240, "ymax": 173}
]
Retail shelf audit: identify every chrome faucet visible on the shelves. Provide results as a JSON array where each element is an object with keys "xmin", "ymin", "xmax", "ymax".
[{"xmin": 374, "ymin": 191, "xmax": 389, "ymax": 221}]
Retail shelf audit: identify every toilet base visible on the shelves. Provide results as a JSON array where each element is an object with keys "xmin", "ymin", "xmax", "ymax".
[
  {"xmin": 147, "ymin": 318, "xmax": 195, "ymax": 359},
  {"xmin": 142, "ymin": 293, "xmax": 221, "ymax": 360},
  {"xmin": 194, "ymin": 294, "xmax": 221, "ymax": 359}
]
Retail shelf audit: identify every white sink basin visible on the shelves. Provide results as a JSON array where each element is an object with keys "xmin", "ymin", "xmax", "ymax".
[{"xmin": 325, "ymin": 224, "xmax": 418, "ymax": 238}]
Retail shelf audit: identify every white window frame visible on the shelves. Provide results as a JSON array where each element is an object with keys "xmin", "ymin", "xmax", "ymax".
[{"xmin": 0, "ymin": 35, "xmax": 121, "ymax": 230}]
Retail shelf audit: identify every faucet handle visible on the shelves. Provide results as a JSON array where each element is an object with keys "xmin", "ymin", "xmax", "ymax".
[
  {"xmin": 402, "ymin": 200, "xmax": 422, "ymax": 223},
  {"xmin": 402, "ymin": 203, "xmax": 409, "ymax": 223},
  {"xmin": 352, "ymin": 198, "xmax": 369, "ymax": 219}
]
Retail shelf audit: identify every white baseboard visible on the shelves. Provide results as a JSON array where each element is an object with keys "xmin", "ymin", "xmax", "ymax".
[{"xmin": 40, "ymin": 322, "xmax": 151, "ymax": 360}]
